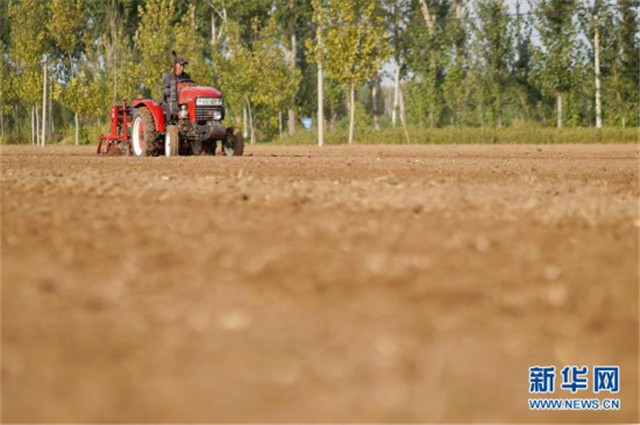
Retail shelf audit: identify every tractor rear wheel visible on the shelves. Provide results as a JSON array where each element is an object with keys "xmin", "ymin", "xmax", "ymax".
[
  {"xmin": 222, "ymin": 127, "xmax": 244, "ymax": 156},
  {"xmin": 164, "ymin": 125, "xmax": 179, "ymax": 156},
  {"xmin": 131, "ymin": 108, "xmax": 158, "ymax": 157}
]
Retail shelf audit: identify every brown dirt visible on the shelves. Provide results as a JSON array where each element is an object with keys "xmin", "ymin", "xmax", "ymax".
[{"xmin": 1, "ymin": 143, "xmax": 639, "ymax": 423}]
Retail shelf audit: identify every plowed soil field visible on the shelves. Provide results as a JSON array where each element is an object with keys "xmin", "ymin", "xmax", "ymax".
[{"xmin": 1, "ymin": 144, "xmax": 639, "ymax": 423}]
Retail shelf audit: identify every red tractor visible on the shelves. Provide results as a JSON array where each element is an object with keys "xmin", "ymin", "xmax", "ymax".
[{"xmin": 98, "ymin": 52, "xmax": 243, "ymax": 157}]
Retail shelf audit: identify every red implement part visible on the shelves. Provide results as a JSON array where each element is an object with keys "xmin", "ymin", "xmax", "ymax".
[{"xmin": 97, "ymin": 101, "xmax": 132, "ymax": 155}]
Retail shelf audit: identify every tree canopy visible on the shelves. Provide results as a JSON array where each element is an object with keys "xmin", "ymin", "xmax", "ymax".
[{"xmin": 0, "ymin": 0, "xmax": 638, "ymax": 145}]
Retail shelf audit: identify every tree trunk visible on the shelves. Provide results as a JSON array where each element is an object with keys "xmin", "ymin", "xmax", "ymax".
[
  {"xmin": 1, "ymin": 110, "xmax": 4, "ymax": 141},
  {"xmin": 287, "ymin": 109, "xmax": 296, "ymax": 136},
  {"xmin": 278, "ymin": 111, "xmax": 283, "ymax": 138},
  {"xmin": 287, "ymin": 0, "xmax": 297, "ymax": 136},
  {"xmin": 246, "ymin": 97, "xmax": 255, "ymax": 145},
  {"xmin": 41, "ymin": 56, "xmax": 47, "ymax": 147},
  {"xmin": 112, "ymin": 53, "xmax": 117, "ymax": 104},
  {"xmin": 250, "ymin": 116, "xmax": 256, "ymax": 145},
  {"xmin": 110, "ymin": 0, "xmax": 118, "ymax": 103},
  {"xmin": 455, "ymin": 0, "xmax": 462, "ymax": 19},
  {"xmin": 49, "ymin": 72, "xmax": 54, "ymax": 135},
  {"xmin": 243, "ymin": 107, "xmax": 248, "ymax": 138},
  {"xmin": 31, "ymin": 105, "xmax": 36, "ymax": 145},
  {"xmin": 372, "ymin": 80, "xmax": 380, "ymax": 130},
  {"xmin": 615, "ymin": 91, "xmax": 626, "ymax": 128},
  {"xmin": 594, "ymin": 16, "xmax": 602, "ymax": 129},
  {"xmin": 35, "ymin": 103, "xmax": 40, "ymax": 146},
  {"xmin": 318, "ymin": 61, "xmax": 324, "ymax": 147},
  {"xmin": 288, "ymin": 33, "xmax": 297, "ymax": 136},
  {"xmin": 317, "ymin": 24, "xmax": 324, "ymax": 147},
  {"xmin": 398, "ymin": 83, "xmax": 410, "ymax": 144},
  {"xmin": 557, "ymin": 93, "xmax": 563, "ymax": 129},
  {"xmin": 419, "ymin": 0, "xmax": 436, "ymax": 34},
  {"xmin": 210, "ymin": 9, "xmax": 217, "ymax": 46},
  {"xmin": 15, "ymin": 106, "xmax": 20, "ymax": 143},
  {"xmin": 399, "ymin": 82, "xmax": 407, "ymax": 130},
  {"xmin": 75, "ymin": 112, "xmax": 79, "ymax": 146},
  {"xmin": 348, "ymin": 82, "xmax": 355, "ymax": 145},
  {"xmin": 497, "ymin": 92, "xmax": 503, "ymax": 128},
  {"xmin": 392, "ymin": 64, "xmax": 400, "ymax": 128}
]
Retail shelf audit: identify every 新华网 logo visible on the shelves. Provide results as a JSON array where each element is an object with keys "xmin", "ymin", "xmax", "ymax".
[{"xmin": 528, "ymin": 365, "xmax": 620, "ymax": 411}]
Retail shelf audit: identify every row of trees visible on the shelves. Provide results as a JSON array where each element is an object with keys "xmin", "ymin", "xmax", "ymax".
[{"xmin": 0, "ymin": 0, "xmax": 638, "ymax": 145}]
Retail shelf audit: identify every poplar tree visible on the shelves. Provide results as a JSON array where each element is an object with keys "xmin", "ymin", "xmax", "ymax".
[
  {"xmin": 406, "ymin": 0, "xmax": 450, "ymax": 128},
  {"xmin": 48, "ymin": 0, "xmax": 85, "ymax": 145},
  {"xmin": 533, "ymin": 0, "xmax": 578, "ymax": 129},
  {"xmin": 321, "ymin": 0, "xmax": 390, "ymax": 144},
  {"xmin": 442, "ymin": 0, "xmax": 467, "ymax": 126},
  {"xmin": 611, "ymin": 0, "xmax": 639, "ymax": 127},
  {"xmin": 512, "ymin": 2, "xmax": 540, "ymax": 122},
  {"xmin": 217, "ymin": 20, "xmax": 258, "ymax": 143},
  {"xmin": 8, "ymin": 0, "xmax": 48, "ymax": 144},
  {"xmin": 382, "ymin": 0, "xmax": 412, "ymax": 128},
  {"xmin": 251, "ymin": 16, "xmax": 302, "ymax": 137},
  {"xmin": 173, "ymin": 3, "xmax": 210, "ymax": 85},
  {"xmin": 273, "ymin": 0, "xmax": 313, "ymax": 135},
  {"xmin": 136, "ymin": 0, "xmax": 174, "ymax": 99},
  {"xmin": 474, "ymin": 0, "xmax": 513, "ymax": 127},
  {"xmin": 0, "ymin": 0, "xmax": 10, "ymax": 141}
]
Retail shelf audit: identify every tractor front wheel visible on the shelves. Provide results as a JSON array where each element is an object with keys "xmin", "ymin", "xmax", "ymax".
[
  {"xmin": 131, "ymin": 108, "xmax": 158, "ymax": 157},
  {"xmin": 164, "ymin": 125, "xmax": 179, "ymax": 156},
  {"xmin": 222, "ymin": 127, "xmax": 244, "ymax": 156}
]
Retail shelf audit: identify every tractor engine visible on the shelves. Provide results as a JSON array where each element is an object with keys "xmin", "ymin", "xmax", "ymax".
[{"xmin": 175, "ymin": 85, "xmax": 227, "ymax": 146}]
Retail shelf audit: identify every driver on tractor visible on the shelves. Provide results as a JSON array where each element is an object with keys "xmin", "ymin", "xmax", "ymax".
[{"xmin": 162, "ymin": 57, "xmax": 192, "ymax": 102}]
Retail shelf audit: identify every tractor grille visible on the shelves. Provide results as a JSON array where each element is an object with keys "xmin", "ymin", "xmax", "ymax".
[{"xmin": 195, "ymin": 106, "xmax": 222, "ymax": 123}]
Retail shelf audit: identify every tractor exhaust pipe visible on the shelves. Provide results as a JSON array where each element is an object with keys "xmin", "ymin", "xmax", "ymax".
[{"xmin": 168, "ymin": 50, "xmax": 178, "ymax": 120}]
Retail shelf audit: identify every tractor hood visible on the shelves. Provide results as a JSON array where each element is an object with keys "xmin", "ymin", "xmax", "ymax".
[{"xmin": 178, "ymin": 86, "xmax": 223, "ymax": 104}]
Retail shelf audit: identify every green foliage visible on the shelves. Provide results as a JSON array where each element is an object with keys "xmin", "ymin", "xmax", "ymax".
[
  {"xmin": 48, "ymin": 0, "xmax": 85, "ymax": 73},
  {"xmin": 0, "ymin": 39, "xmax": 16, "ymax": 117},
  {"xmin": 404, "ymin": 0, "xmax": 450, "ymax": 128},
  {"xmin": 217, "ymin": 22, "xmax": 250, "ymax": 110},
  {"xmin": 276, "ymin": 125, "xmax": 639, "ymax": 145},
  {"xmin": 8, "ymin": 0, "xmax": 48, "ymax": 105},
  {"xmin": 441, "ymin": 2, "xmax": 468, "ymax": 126},
  {"xmin": 474, "ymin": 0, "xmax": 513, "ymax": 127},
  {"xmin": 312, "ymin": 0, "xmax": 390, "ymax": 142},
  {"xmin": 533, "ymin": 0, "xmax": 579, "ymax": 96},
  {"xmin": 173, "ymin": 4, "xmax": 210, "ymax": 85},
  {"xmin": 610, "ymin": 0, "xmax": 639, "ymax": 126},
  {"xmin": 62, "ymin": 72, "xmax": 109, "ymax": 120},
  {"xmin": 0, "ymin": 0, "xmax": 637, "ymax": 145},
  {"xmin": 321, "ymin": 0, "xmax": 390, "ymax": 91},
  {"xmin": 251, "ymin": 17, "xmax": 301, "ymax": 116},
  {"xmin": 135, "ymin": 0, "xmax": 174, "ymax": 99}
]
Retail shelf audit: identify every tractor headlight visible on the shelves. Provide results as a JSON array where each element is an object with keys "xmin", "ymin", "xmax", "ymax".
[
  {"xmin": 196, "ymin": 97, "xmax": 223, "ymax": 106},
  {"xmin": 179, "ymin": 105, "xmax": 189, "ymax": 119},
  {"xmin": 212, "ymin": 110, "xmax": 223, "ymax": 121}
]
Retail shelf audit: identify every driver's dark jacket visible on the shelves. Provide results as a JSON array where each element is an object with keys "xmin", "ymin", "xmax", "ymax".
[{"xmin": 162, "ymin": 71, "xmax": 192, "ymax": 99}]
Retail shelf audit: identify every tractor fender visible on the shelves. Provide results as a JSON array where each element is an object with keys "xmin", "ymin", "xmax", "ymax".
[{"xmin": 131, "ymin": 99, "xmax": 165, "ymax": 133}]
